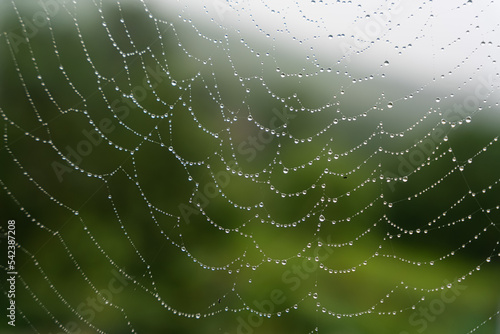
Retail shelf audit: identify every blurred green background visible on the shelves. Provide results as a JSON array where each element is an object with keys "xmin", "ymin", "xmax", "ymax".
[{"xmin": 1, "ymin": 1, "xmax": 500, "ymax": 333}]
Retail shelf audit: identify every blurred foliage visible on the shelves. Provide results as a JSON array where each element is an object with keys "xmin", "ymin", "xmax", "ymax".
[{"xmin": 1, "ymin": 1, "xmax": 500, "ymax": 334}]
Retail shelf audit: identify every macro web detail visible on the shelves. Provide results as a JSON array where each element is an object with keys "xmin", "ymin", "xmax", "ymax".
[{"xmin": 1, "ymin": 1, "xmax": 500, "ymax": 333}]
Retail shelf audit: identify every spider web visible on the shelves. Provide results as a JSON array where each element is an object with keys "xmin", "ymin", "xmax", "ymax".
[{"xmin": 1, "ymin": 0, "xmax": 500, "ymax": 333}]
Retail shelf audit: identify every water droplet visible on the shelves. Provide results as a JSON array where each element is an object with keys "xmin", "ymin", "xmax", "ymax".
[
  {"xmin": 384, "ymin": 60, "xmax": 389, "ymax": 66},
  {"xmin": 319, "ymin": 215, "xmax": 325, "ymax": 222},
  {"xmin": 283, "ymin": 168, "xmax": 289, "ymax": 174},
  {"xmin": 171, "ymin": 80, "xmax": 177, "ymax": 86},
  {"xmin": 387, "ymin": 102, "xmax": 393, "ymax": 108}
]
